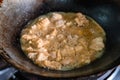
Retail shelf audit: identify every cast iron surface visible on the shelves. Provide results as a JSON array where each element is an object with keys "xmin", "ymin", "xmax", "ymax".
[{"xmin": 0, "ymin": 0, "xmax": 120, "ymax": 78}]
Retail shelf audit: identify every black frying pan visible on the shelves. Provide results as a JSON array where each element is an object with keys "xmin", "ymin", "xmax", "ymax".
[{"xmin": 0, "ymin": 0, "xmax": 120, "ymax": 78}]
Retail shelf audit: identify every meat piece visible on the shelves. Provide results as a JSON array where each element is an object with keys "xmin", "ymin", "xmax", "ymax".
[
  {"xmin": 28, "ymin": 52, "xmax": 38, "ymax": 60},
  {"xmin": 51, "ymin": 13, "xmax": 63, "ymax": 21},
  {"xmin": 25, "ymin": 47, "xmax": 33, "ymax": 52},
  {"xmin": 68, "ymin": 47, "xmax": 75, "ymax": 56},
  {"xmin": 36, "ymin": 39, "xmax": 49, "ymax": 48},
  {"xmin": 61, "ymin": 57, "xmax": 74, "ymax": 65},
  {"xmin": 46, "ymin": 29, "xmax": 58, "ymax": 39},
  {"xmin": 90, "ymin": 37, "xmax": 104, "ymax": 51},
  {"xmin": 36, "ymin": 39, "xmax": 44, "ymax": 48},
  {"xmin": 31, "ymin": 25, "xmax": 37, "ymax": 29},
  {"xmin": 57, "ymin": 34, "xmax": 64, "ymax": 40},
  {"xmin": 21, "ymin": 34, "xmax": 37, "ymax": 40},
  {"xmin": 56, "ymin": 50, "xmax": 62, "ymax": 61},
  {"xmin": 36, "ymin": 52, "xmax": 49, "ymax": 61},
  {"xmin": 39, "ymin": 18, "xmax": 50, "ymax": 27},
  {"xmin": 78, "ymin": 38, "xmax": 88, "ymax": 49},
  {"xmin": 61, "ymin": 48, "xmax": 68, "ymax": 57},
  {"xmin": 44, "ymin": 61, "xmax": 62, "ymax": 70},
  {"xmin": 38, "ymin": 47, "xmax": 47, "ymax": 53},
  {"xmin": 55, "ymin": 19, "xmax": 65, "ymax": 27},
  {"xmin": 66, "ymin": 22, "xmax": 72, "ymax": 26},
  {"xmin": 50, "ymin": 51, "xmax": 57, "ymax": 59},
  {"xmin": 67, "ymin": 35, "xmax": 79, "ymax": 46},
  {"xmin": 51, "ymin": 29, "xmax": 57, "ymax": 37},
  {"xmin": 75, "ymin": 13, "xmax": 89, "ymax": 26},
  {"xmin": 75, "ymin": 45, "xmax": 83, "ymax": 52}
]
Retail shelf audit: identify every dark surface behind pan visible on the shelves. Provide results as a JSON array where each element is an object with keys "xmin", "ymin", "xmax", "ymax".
[{"xmin": 0, "ymin": 0, "xmax": 120, "ymax": 78}]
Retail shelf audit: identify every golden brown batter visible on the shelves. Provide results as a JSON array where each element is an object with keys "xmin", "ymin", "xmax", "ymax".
[{"xmin": 20, "ymin": 12, "xmax": 105, "ymax": 70}]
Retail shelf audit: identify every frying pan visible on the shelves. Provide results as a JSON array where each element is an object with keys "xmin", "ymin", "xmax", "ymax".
[{"xmin": 0, "ymin": 0, "xmax": 120, "ymax": 78}]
